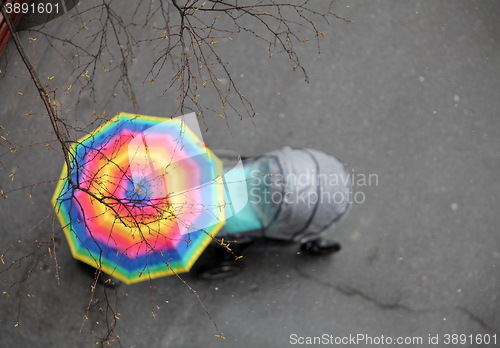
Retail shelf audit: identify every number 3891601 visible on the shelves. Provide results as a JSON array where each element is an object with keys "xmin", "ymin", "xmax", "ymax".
[
  {"xmin": 4, "ymin": 2, "xmax": 60, "ymax": 14},
  {"xmin": 443, "ymin": 334, "xmax": 497, "ymax": 345}
]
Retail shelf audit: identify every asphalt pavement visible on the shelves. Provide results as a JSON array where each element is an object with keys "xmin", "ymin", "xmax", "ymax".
[{"xmin": 0, "ymin": 1, "xmax": 499, "ymax": 347}]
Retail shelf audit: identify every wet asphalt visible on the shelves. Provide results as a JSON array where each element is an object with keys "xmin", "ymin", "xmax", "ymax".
[{"xmin": 0, "ymin": 1, "xmax": 499, "ymax": 347}]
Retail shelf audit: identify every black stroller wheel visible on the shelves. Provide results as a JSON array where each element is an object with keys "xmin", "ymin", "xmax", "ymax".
[
  {"xmin": 300, "ymin": 238, "xmax": 341, "ymax": 256},
  {"xmin": 194, "ymin": 261, "xmax": 243, "ymax": 280},
  {"xmin": 77, "ymin": 261, "xmax": 123, "ymax": 288}
]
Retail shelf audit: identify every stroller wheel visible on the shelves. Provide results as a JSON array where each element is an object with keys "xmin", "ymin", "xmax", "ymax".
[
  {"xmin": 77, "ymin": 261, "xmax": 123, "ymax": 288},
  {"xmin": 300, "ymin": 238, "xmax": 341, "ymax": 256},
  {"xmin": 193, "ymin": 260, "xmax": 243, "ymax": 280}
]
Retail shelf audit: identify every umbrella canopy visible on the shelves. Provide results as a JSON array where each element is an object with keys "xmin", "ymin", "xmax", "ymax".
[{"xmin": 52, "ymin": 112, "xmax": 225, "ymax": 284}]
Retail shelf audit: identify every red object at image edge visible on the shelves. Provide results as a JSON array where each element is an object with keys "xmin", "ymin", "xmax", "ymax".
[{"xmin": 0, "ymin": 1, "xmax": 28, "ymax": 55}]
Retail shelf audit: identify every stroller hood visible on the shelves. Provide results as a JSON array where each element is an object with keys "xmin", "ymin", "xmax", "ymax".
[{"xmin": 245, "ymin": 147, "xmax": 351, "ymax": 242}]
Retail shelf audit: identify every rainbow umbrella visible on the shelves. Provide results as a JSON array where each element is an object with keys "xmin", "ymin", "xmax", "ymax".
[{"xmin": 52, "ymin": 112, "xmax": 225, "ymax": 284}]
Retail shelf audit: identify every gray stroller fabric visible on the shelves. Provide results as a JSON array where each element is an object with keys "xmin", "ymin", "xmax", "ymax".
[{"xmin": 225, "ymin": 147, "xmax": 351, "ymax": 242}]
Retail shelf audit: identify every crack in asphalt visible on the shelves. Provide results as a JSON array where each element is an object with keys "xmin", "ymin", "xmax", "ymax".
[
  {"xmin": 293, "ymin": 264, "xmax": 413, "ymax": 312},
  {"xmin": 458, "ymin": 307, "xmax": 495, "ymax": 332},
  {"xmin": 293, "ymin": 265, "xmax": 494, "ymax": 331}
]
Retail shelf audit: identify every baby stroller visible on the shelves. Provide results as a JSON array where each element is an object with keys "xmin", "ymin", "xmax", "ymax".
[{"xmin": 191, "ymin": 146, "xmax": 352, "ymax": 279}]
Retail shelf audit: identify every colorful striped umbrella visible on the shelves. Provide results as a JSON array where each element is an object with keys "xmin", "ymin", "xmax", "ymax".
[{"xmin": 52, "ymin": 112, "xmax": 225, "ymax": 284}]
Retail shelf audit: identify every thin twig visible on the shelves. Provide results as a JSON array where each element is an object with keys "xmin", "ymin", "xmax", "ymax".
[{"xmin": 1, "ymin": 2, "xmax": 71, "ymax": 168}]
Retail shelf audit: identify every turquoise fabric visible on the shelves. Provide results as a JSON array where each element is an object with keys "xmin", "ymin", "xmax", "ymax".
[{"xmin": 222, "ymin": 163, "xmax": 263, "ymax": 234}]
